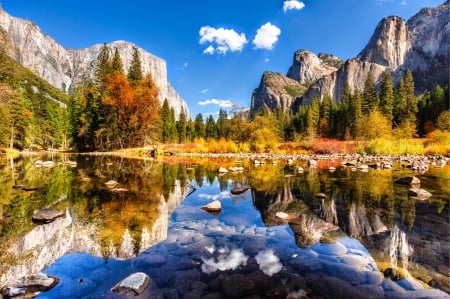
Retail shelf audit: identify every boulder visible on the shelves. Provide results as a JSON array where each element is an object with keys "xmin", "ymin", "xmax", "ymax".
[
  {"xmin": 218, "ymin": 167, "xmax": 228, "ymax": 173},
  {"xmin": 32, "ymin": 209, "xmax": 65, "ymax": 224},
  {"xmin": 201, "ymin": 200, "xmax": 222, "ymax": 213},
  {"xmin": 1, "ymin": 273, "xmax": 59, "ymax": 298},
  {"xmin": 105, "ymin": 180, "xmax": 119, "ymax": 188},
  {"xmin": 111, "ymin": 272, "xmax": 150, "ymax": 296},
  {"xmin": 394, "ymin": 176, "xmax": 421, "ymax": 186},
  {"xmin": 408, "ymin": 188, "xmax": 432, "ymax": 200}
]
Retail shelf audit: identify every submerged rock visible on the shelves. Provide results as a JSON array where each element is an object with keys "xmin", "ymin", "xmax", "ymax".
[{"xmin": 111, "ymin": 272, "xmax": 150, "ymax": 296}]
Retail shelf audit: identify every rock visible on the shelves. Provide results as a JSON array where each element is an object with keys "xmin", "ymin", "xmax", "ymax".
[
  {"xmin": 308, "ymin": 159, "xmax": 318, "ymax": 167},
  {"xmin": 1, "ymin": 273, "xmax": 59, "ymax": 298},
  {"xmin": 111, "ymin": 272, "xmax": 150, "ymax": 296},
  {"xmin": 218, "ymin": 167, "xmax": 228, "ymax": 173},
  {"xmin": 32, "ymin": 209, "xmax": 65, "ymax": 223},
  {"xmin": 201, "ymin": 201, "xmax": 222, "ymax": 213},
  {"xmin": 104, "ymin": 180, "xmax": 119, "ymax": 188},
  {"xmin": 408, "ymin": 188, "xmax": 432, "ymax": 200},
  {"xmin": 315, "ymin": 193, "xmax": 327, "ymax": 199},
  {"xmin": 275, "ymin": 212, "xmax": 290, "ymax": 219},
  {"xmin": 394, "ymin": 176, "xmax": 421, "ymax": 186},
  {"xmin": 222, "ymin": 274, "xmax": 254, "ymax": 299},
  {"xmin": 230, "ymin": 187, "xmax": 250, "ymax": 195},
  {"xmin": 110, "ymin": 188, "xmax": 129, "ymax": 193}
]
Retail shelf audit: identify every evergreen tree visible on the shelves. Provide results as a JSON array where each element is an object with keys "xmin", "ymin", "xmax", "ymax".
[
  {"xmin": 95, "ymin": 43, "xmax": 112, "ymax": 93},
  {"xmin": 127, "ymin": 46, "xmax": 143, "ymax": 86},
  {"xmin": 68, "ymin": 87, "xmax": 85, "ymax": 151},
  {"xmin": 217, "ymin": 108, "xmax": 231, "ymax": 139},
  {"xmin": 177, "ymin": 108, "xmax": 187, "ymax": 143},
  {"xmin": 379, "ymin": 72, "xmax": 394, "ymax": 124},
  {"xmin": 319, "ymin": 95, "xmax": 333, "ymax": 137},
  {"xmin": 393, "ymin": 77, "xmax": 406, "ymax": 126},
  {"xmin": 186, "ymin": 119, "xmax": 195, "ymax": 142},
  {"xmin": 350, "ymin": 89, "xmax": 363, "ymax": 140},
  {"xmin": 306, "ymin": 98, "xmax": 320, "ymax": 140},
  {"xmin": 205, "ymin": 115, "xmax": 218, "ymax": 139},
  {"xmin": 111, "ymin": 47, "xmax": 124, "ymax": 74},
  {"xmin": 362, "ymin": 72, "xmax": 378, "ymax": 115},
  {"xmin": 194, "ymin": 113, "xmax": 205, "ymax": 139}
]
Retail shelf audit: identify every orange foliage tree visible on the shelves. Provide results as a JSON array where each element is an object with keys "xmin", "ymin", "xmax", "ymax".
[{"xmin": 104, "ymin": 72, "xmax": 161, "ymax": 148}]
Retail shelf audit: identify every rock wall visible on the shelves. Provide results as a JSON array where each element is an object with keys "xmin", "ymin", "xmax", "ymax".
[
  {"xmin": 251, "ymin": 2, "xmax": 449, "ymax": 114},
  {"xmin": 0, "ymin": 8, "xmax": 189, "ymax": 118}
]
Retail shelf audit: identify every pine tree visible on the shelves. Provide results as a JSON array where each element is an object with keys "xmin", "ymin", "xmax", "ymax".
[
  {"xmin": 350, "ymin": 89, "xmax": 363, "ymax": 140},
  {"xmin": 217, "ymin": 108, "xmax": 231, "ymax": 139},
  {"xmin": 127, "ymin": 46, "xmax": 143, "ymax": 86},
  {"xmin": 95, "ymin": 43, "xmax": 112, "ymax": 93},
  {"xmin": 362, "ymin": 72, "xmax": 378, "ymax": 115},
  {"xmin": 177, "ymin": 108, "xmax": 187, "ymax": 143},
  {"xmin": 379, "ymin": 72, "xmax": 394, "ymax": 124},
  {"xmin": 111, "ymin": 47, "xmax": 124, "ymax": 74},
  {"xmin": 205, "ymin": 115, "xmax": 218, "ymax": 139},
  {"xmin": 194, "ymin": 113, "xmax": 205, "ymax": 139}
]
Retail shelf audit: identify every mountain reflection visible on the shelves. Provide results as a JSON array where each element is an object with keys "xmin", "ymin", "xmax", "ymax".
[
  {"xmin": 0, "ymin": 155, "xmax": 191, "ymax": 286},
  {"xmin": 0, "ymin": 155, "xmax": 448, "ymax": 293},
  {"xmin": 250, "ymin": 162, "xmax": 449, "ymax": 292}
]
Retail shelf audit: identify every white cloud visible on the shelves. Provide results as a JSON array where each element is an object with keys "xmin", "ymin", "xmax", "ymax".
[
  {"xmin": 255, "ymin": 249, "xmax": 283, "ymax": 276},
  {"xmin": 252, "ymin": 22, "xmax": 281, "ymax": 50},
  {"xmin": 198, "ymin": 98, "xmax": 234, "ymax": 108},
  {"xmin": 201, "ymin": 248, "xmax": 248, "ymax": 274},
  {"xmin": 199, "ymin": 26, "xmax": 248, "ymax": 54},
  {"xmin": 283, "ymin": 0, "xmax": 305, "ymax": 13},
  {"xmin": 200, "ymin": 89, "xmax": 208, "ymax": 94},
  {"xmin": 264, "ymin": 58, "xmax": 270, "ymax": 63}
]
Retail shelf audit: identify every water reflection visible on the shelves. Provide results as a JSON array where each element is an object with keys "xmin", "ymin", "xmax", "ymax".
[{"xmin": 0, "ymin": 154, "xmax": 449, "ymax": 297}]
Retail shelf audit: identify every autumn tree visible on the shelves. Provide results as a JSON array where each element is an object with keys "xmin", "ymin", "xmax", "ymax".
[
  {"xmin": 133, "ymin": 73, "xmax": 161, "ymax": 146},
  {"xmin": 249, "ymin": 115, "xmax": 281, "ymax": 152}
]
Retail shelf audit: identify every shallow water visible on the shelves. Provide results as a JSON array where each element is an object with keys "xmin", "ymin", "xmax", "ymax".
[{"xmin": 0, "ymin": 154, "xmax": 449, "ymax": 298}]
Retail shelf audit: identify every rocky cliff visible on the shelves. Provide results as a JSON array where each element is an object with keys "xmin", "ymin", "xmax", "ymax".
[
  {"xmin": 251, "ymin": 2, "xmax": 449, "ymax": 114},
  {"xmin": 0, "ymin": 8, "xmax": 189, "ymax": 118}
]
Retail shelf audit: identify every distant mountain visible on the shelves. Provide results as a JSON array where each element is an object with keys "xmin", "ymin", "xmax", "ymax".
[
  {"xmin": 251, "ymin": 1, "xmax": 449, "ymax": 114},
  {"xmin": 0, "ymin": 8, "xmax": 189, "ymax": 118}
]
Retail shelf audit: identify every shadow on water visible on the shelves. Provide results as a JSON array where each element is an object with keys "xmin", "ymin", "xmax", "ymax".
[{"xmin": 0, "ymin": 154, "xmax": 448, "ymax": 298}]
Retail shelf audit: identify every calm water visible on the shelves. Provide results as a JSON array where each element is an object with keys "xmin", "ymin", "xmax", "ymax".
[{"xmin": 0, "ymin": 154, "xmax": 449, "ymax": 298}]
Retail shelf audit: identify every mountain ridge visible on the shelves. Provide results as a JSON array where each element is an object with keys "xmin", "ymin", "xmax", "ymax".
[
  {"xmin": 0, "ymin": 8, "xmax": 190, "ymax": 118},
  {"xmin": 251, "ymin": 2, "xmax": 449, "ymax": 114}
]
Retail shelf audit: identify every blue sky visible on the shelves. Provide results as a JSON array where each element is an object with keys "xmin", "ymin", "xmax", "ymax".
[{"xmin": 1, "ymin": 0, "xmax": 444, "ymax": 118}]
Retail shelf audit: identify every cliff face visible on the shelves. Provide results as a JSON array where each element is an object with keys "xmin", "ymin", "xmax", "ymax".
[
  {"xmin": 0, "ymin": 8, "xmax": 189, "ymax": 118},
  {"xmin": 251, "ymin": 2, "xmax": 449, "ymax": 114}
]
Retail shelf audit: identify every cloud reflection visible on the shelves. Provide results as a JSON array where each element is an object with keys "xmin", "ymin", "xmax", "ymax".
[
  {"xmin": 255, "ymin": 249, "xmax": 282, "ymax": 276},
  {"xmin": 201, "ymin": 247, "xmax": 248, "ymax": 274}
]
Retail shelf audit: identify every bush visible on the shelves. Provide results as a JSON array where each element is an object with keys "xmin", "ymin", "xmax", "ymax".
[
  {"xmin": 366, "ymin": 138, "xmax": 424, "ymax": 155},
  {"xmin": 424, "ymin": 130, "xmax": 450, "ymax": 154}
]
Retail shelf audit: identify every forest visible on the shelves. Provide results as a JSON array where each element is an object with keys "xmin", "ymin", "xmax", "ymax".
[{"xmin": 0, "ymin": 44, "xmax": 449, "ymax": 155}]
